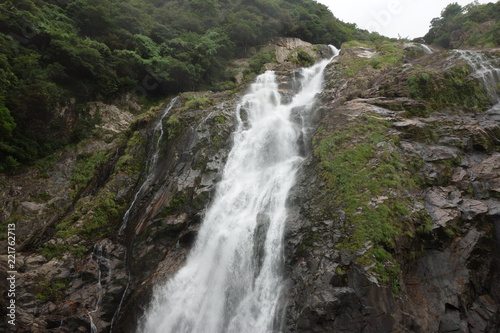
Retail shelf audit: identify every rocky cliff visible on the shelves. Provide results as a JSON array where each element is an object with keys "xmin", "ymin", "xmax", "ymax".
[
  {"xmin": 284, "ymin": 42, "xmax": 500, "ymax": 332},
  {"xmin": 1, "ymin": 39, "xmax": 499, "ymax": 332}
]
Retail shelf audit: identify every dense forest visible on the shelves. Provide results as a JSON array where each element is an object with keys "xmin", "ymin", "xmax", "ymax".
[
  {"xmin": 0, "ymin": 0, "xmax": 380, "ymax": 171},
  {"xmin": 424, "ymin": 1, "xmax": 500, "ymax": 48},
  {"xmin": 1, "ymin": 1, "xmax": 498, "ymax": 172}
]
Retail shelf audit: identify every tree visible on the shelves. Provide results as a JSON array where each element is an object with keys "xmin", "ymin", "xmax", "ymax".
[
  {"xmin": 441, "ymin": 3, "xmax": 463, "ymax": 18},
  {"xmin": 0, "ymin": 105, "xmax": 15, "ymax": 139},
  {"xmin": 424, "ymin": 1, "xmax": 499, "ymax": 48}
]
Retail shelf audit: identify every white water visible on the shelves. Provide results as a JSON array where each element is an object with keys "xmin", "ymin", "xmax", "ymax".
[
  {"xmin": 88, "ymin": 243, "xmax": 112, "ymax": 333},
  {"xmin": 419, "ymin": 44, "xmax": 433, "ymax": 55},
  {"xmin": 139, "ymin": 48, "xmax": 338, "ymax": 333},
  {"xmin": 404, "ymin": 42, "xmax": 433, "ymax": 54},
  {"xmin": 119, "ymin": 96, "xmax": 179, "ymax": 235},
  {"xmin": 455, "ymin": 50, "xmax": 500, "ymax": 111}
]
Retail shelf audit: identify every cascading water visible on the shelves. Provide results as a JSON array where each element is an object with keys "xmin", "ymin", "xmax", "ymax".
[
  {"xmin": 88, "ymin": 243, "xmax": 112, "ymax": 333},
  {"xmin": 139, "ymin": 47, "xmax": 339, "ymax": 333},
  {"xmin": 419, "ymin": 44, "xmax": 433, "ymax": 55},
  {"xmin": 114, "ymin": 97, "xmax": 178, "ymax": 331},
  {"xmin": 119, "ymin": 96, "xmax": 179, "ymax": 235},
  {"xmin": 404, "ymin": 42, "xmax": 433, "ymax": 54},
  {"xmin": 455, "ymin": 50, "xmax": 500, "ymax": 111}
]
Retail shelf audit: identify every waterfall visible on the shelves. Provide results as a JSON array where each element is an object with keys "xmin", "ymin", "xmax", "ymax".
[
  {"xmin": 119, "ymin": 96, "xmax": 179, "ymax": 235},
  {"xmin": 455, "ymin": 50, "xmax": 500, "ymax": 111},
  {"xmin": 419, "ymin": 44, "xmax": 433, "ymax": 55},
  {"xmin": 139, "ymin": 47, "xmax": 339, "ymax": 333},
  {"xmin": 88, "ymin": 242, "xmax": 112, "ymax": 332},
  {"xmin": 404, "ymin": 42, "xmax": 433, "ymax": 54}
]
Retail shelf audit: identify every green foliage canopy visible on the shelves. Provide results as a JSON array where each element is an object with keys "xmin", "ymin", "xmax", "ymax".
[
  {"xmin": 0, "ymin": 0, "xmax": 378, "ymax": 170},
  {"xmin": 424, "ymin": 1, "xmax": 500, "ymax": 48}
]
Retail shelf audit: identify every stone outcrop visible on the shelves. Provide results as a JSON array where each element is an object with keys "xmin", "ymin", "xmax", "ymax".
[
  {"xmin": 228, "ymin": 37, "xmax": 334, "ymax": 85},
  {"xmin": 271, "ymin": 37, "xmax": 319, "ymax": 64}
]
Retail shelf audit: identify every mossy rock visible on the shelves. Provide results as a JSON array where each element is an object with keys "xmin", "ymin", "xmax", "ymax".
[
  {"xmin": 312, "ymin": 112, "xmax": 429, "ymax": 290},
  {"xmin": 407, "ymin": 64, "xmax": 492, "ymax": 110}
]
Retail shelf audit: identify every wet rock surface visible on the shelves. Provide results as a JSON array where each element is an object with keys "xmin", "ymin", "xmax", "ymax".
[{"xmin": 0, "ymin": 90, "xmax": 241, "ymax": 332}]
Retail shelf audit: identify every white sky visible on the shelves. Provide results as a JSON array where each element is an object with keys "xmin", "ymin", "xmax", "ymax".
[{"xmin": 316, "ymin": 0, "xmax": 495, "ymax": 39}]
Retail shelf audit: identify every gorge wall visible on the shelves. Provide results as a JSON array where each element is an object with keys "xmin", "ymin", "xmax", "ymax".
[{"xmin": 1, "ymin": 38, "xmax": 499, "ymax": 332}]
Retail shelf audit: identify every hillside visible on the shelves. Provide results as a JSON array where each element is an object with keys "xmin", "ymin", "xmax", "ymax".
[
  {"xmin": 423, "ymin": 1, "xmax": 500, "ymax": 48},
  {"xmin": 0, "ymin": 0, "xmax": 380, "ymax": 171}
]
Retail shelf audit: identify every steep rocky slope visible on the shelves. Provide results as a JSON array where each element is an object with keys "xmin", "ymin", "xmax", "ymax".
[
  {"xmin": 1, "ymin": 39, "xmax": 499, "ymax": 332},
  {"xmin": 0, "ymin": 87, "xmax": 244, "ymax": 332},
  {"xmin": 284, "ymin": 43, "xmax": 500, "ymax": 332}
]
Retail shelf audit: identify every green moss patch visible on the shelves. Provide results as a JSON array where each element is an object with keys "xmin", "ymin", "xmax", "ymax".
[
  {"xmin": 245, "ymin": 49, "xmax": 277, "ymax": 78},
  {"xmin": 37, "ymin": 129, "xmax": 147, "ymax": 260},
  {"xmin": 183, "ymin": 95, "xmax": 214, "ymax": 111},
  {"xmin": 116, "ymin": 130, "xmax": 147, "ymax": 174},
  {"xmin": 288, "ymin": 48, "xmax": 316, "ymax": 67},
  {"xmin": 338, "ymin": 42, "xmax": 405, "ymax": 77},
  {"xmin": 407, "ymin": 64, "xmax": 492, "ymax": 110},
  {"xmin": 35, "ymin": 279, "xmax": 71, "ymax": 302},
  {"xmin": 70, "ymin": 151, "xmax": 110, "ymax": 197},
  {"xmin": 39, "ymin": 191, "xmax": 125, "ymax": 260},
  {"xmin": 313, "ymin": 114, "xmax": 429, "ymax": 288},
  {"xmin": 166, "ymin": 114, "xmax": 184, "ymax": 139},
  {"xmin": 158, "ymin": 192, "xmax": 187, "ymax": 218}
]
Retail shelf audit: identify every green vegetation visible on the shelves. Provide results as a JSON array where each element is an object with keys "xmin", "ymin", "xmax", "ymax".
[
  {"xmin": 288, "ymin": 48, "xmax": 316, "ymax": 67},
  {"xmin": 35, "ymin": 279, "xmax": 71, "ymax": 302},
  {"xmin": 338, "ymin": 41, "xmax": 405, "ymax": 77},
  {"xmin": 166, "ymin": 114, "xmax": 184, "ymax": 140},
  {"xmin": 0, "ymin": 0, "xmax": 381, "ymax": 171},
  {"xmin": 35, "ymin": 136, "xmax": 146, "ymax": 260},
  {"xmin": 369, "ymin": 42, "xmax": 406, "ymax": 69},
  {"xmin": 211, "ymin": 133, "xmax": 225, "ymax": 149},
  {"xmin": 32, "ymin": 190, "xmax": 51, "ymax": 203},
  {"xmin": 34, "ymin": 154, "xmax": 60, "ymax": 178},
  {"xmin": 82, "ymin": 194, "xmax": 123, "ymax": 237},
  {"xmin": 314, "ymin": 114, "xmax": 428, "ymax": 288},
  {"xmin": 213, "ymin": 115, "xmax": 226, "ymax": 124},
  {"xmin": 39, "ymin": 190, "xmax": 124, "ymax": 260},
  {"xmin": 424, "ymin": 1, "xmax": 500, "ymax": 48},
  {"xmin": 183, "ymin": 95, "xmax": 214, "ymax": 111},
  {"xmin": 158, "ymin": 192, "xmax": 187, "ymax": 218},
  {"xmin": 115, "ymin": 130, "xmax": 147, "ymax": 175},
  {"xmin": 70, "ymin": 150, "xmax": 110, "ymax": 197},
  {"xmin": 337, "ymin": 40, "xmax": 493, "ymax": 112},
  {"xmin": 245, "ymin": 49, "xmax": 277, "ymax": 78},
  {"xmin": 39, "ymin": 243, "xmax": 87, "ymax": 261},
  {"xmin": 407, "ymin": 64, "xmax": 492, "ymax": 110}
]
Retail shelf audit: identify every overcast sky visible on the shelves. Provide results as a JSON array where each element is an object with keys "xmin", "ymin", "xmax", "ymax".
[{"xmin": 316, "ymin": 0, "xmax": 495, "ymax": 39}]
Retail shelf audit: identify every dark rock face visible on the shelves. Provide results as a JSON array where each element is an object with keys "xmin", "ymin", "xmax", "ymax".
[
  {"xmin": 111, "ymin": 92, "xmax": 240, "ymax": 333},
  {"xmin": 290, "ymin": 268, "xmax": 398, "ymax": 333},
  {"xmin": 282, "ymin": 44, "xmax": 500, "ymax": 332},
  {"xmin": 0, "ymin": 91, "xmax": 241, "ymax": 332}
]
